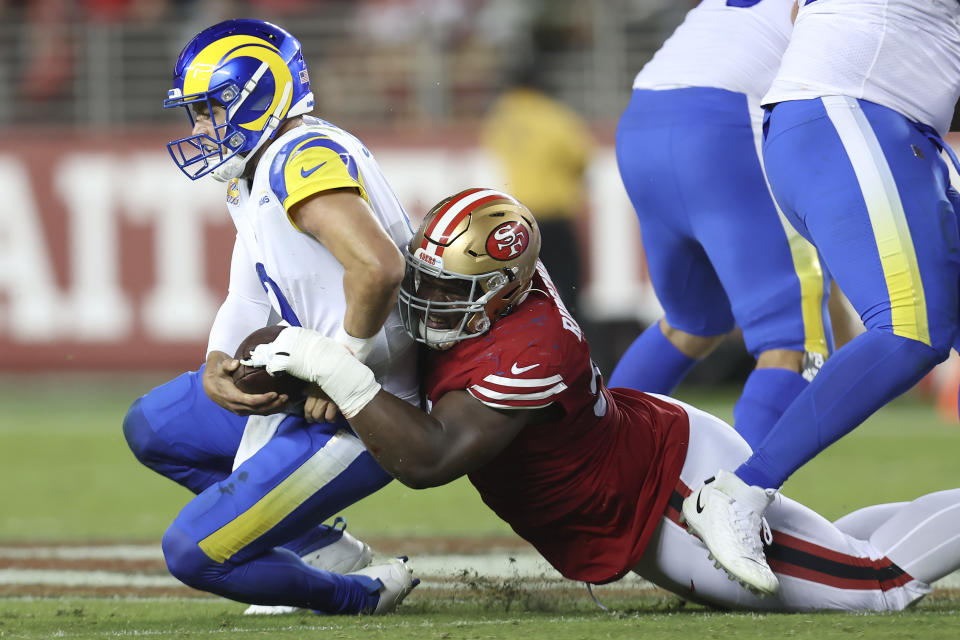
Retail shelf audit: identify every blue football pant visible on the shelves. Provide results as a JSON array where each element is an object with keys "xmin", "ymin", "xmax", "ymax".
[
  {"xmin": 614, "ymin": 87, "xmax": 831, "ymax": 358},
  {"xmin": 611, "ymin": 88, "xmax": 831, "ymax": 446},
  {"xmin": 737, "ymin": 96, "xmax": 960, "ymax": 488},
  {"xmin": 123, "ymin": 368, "xmax": 393, "ymax": 612}
]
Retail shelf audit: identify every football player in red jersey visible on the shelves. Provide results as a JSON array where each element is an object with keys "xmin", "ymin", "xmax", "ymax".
[{"xmin": 246, "ymin": 189, "xmax": 960, "ymax": 611}]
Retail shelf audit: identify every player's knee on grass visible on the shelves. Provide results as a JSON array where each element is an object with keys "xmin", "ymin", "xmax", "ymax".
[{"xmin": 162, "ymin": 524, "xmax": 224, "ymax": 590}]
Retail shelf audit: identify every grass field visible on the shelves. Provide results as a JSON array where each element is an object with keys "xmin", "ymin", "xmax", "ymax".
[{"xmin": 2, "ymin": 373, "xmax": 960, "ymax": 638}]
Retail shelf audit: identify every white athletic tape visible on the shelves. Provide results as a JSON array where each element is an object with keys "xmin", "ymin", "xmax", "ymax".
[
  {"xmin": 333, "ymin": 325, "xmax": 378, "ymax": 363},
  {"xmin": 287, "ymin": 328, "xmax": 381, "ymax": 418}
]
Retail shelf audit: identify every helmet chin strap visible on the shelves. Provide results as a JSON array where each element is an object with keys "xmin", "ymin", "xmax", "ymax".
[{"xmin": 211, "ymin": 79, "xmax": 294, "ymax": 182}]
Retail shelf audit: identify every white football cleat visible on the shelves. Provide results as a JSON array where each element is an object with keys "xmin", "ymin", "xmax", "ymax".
[
  {"xmin": 299, "ymin": 527, "xmax": 373, "ymax": 574},
  {"xmin": 243, "ymin": 520, "xmax": 374, "ymax": 615},
  {"xmin": 680, "ymin": 470, "xmax": 779, "ymax": 596},
  {"xmin": 350, "ymin": 557, "xmax": 418, "ymax": 614}
]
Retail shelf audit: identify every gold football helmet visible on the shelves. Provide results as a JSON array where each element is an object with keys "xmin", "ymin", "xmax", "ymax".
[{"xmin": 399, "ymin": 188, "xmax": 541, "ymax": 350}]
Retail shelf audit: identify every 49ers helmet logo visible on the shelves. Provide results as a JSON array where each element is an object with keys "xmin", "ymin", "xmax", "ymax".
[{"xmin": 486, "ymin": 221, "xmax": 529, "ymax": 260}]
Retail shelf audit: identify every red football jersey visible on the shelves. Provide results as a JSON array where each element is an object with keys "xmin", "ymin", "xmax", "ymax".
[{"xmin": 424, "ymin": 264, "xmax": 690, "ymax": 583}]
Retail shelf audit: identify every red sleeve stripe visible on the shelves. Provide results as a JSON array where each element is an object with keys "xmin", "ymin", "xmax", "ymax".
[
  {"xmin": 469, "ymin": 381, "xmax": 568, "ymax": 402},
  {"xmin": 481, "ymin": 373, "xmax": 565, "ymax": 388}
]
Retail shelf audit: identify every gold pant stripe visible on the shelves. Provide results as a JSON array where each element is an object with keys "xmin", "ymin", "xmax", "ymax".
[
  {"xmin": 198, "ymin": 431, "xmax": 366, "ymax": 563},
  {"xmin": 777, "ymin": 211, "xmax": 829, "ymax": 355},
  {"xmin": 750, "ymin": 99, "xmax": 828, "ymax": 355},
  {"xmin": 823, "ymin": 96, "xmax": 930, "ymax": 346}
]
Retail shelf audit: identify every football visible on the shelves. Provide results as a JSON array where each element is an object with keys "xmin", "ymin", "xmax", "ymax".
[{"xmin": 232, "ymin": 325, "xmax": 308, "ymax": 398}]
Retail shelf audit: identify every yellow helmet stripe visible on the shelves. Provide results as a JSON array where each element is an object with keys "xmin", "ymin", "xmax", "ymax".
[{"xmin": 182, "ymin": 34, "xmax": 293, "ymax": 132}]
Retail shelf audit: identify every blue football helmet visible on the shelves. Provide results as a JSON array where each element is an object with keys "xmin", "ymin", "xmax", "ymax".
[{"xmin": 164, "ymin": 19, "xmax": 315, "ymax": 181}]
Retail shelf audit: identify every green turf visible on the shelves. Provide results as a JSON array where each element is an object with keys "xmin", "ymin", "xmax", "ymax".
[
  {"xmin": 1, "ymin": 595, "xmax": 959, "ymax": 639},
  {"xmin": 0, "ymin": 373, "xmax": 512, "ymax": 541},
  {"xmin": 1, "ymin": 375, "xmax": 958, "ymax": 540},
  {"xmin": 3, "ymin": 374, "xmax": 960, "ymax": 638}
]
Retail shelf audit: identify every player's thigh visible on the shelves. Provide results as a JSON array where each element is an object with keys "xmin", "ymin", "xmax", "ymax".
[
  {"xmin": 134, "ymin": 366, "xmax": 246, "ymax": 461},
  {"xmin": 631, "ymin": 396, "xmax": 778, "ymax": 610},
  {"xmin": 765, "ymin": 97, "xmax": 960, "ymax": 353},
  {"xmin": 648, "ymin": 394, "xmax": 752, "ymax": 485},
  {"xmin": 616, "ymin": 90, "xmax": 735, "ymax": 337},
  {"xmin": 832, "ymin": 502, "xmax": 907, "ymax": 539},
  {"xmin": 641, "ymin": 395, "xmax": 921, "ymax": 610},
  {"xmin": 682, "ymin": 122, "xmax": 830, "ymax": 357},
  {"xmin": 637, "ymin": 217, "xmax": 734, "ymax": 337},
  {"xmin": 171, "ymin": 417, "xmax": 392, "ymax": 564}
]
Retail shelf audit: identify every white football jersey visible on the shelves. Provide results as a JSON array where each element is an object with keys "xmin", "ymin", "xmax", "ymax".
[
  {"xmin": 763, "ymin": 0, "xmax": 960, "ymax": 136},
  {"xmin": 209, "ymin": 116, "xmax": 419, "ymax": 403},
  {"xmin": 632, "ymin": 0, "xmax": 794, "ymax": 100}
]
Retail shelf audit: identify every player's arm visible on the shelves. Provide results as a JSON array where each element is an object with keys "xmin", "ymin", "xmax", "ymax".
[
  {"xmin": 289, "ymin": 188, "xmax": 404, "ymax": 344},
  {"xmin": 204, "ymin": 237, "xmax": 289, "ymax": 415},
  {"xmin": 243, "ymin": 327, "xmax": 542, "ymax": 487},
  {"xmin": 288, "ymin": 188, "xmax": 403, "ymax": 422},
  {"xmin": 350, "ymin": 389, "xmax": 535, "ymax": 488}
]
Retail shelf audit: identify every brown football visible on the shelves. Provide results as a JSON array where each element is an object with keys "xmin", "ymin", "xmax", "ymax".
[{"xmin": 232, "ymin": 325, "xmax": 307, "ymax": 398}]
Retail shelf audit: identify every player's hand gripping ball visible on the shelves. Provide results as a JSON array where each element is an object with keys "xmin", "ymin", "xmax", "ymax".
[{"xmin": 232, "ymin": 326, "xmax": 307, "ymax": 399}]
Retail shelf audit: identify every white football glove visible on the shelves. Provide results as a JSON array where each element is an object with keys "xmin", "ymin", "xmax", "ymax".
[
  {"xmin": 244, "ymin": 326, "xmax": 381, "ymax": 418},
  {"xmin": 241, "ymin": 326, "xmax": 300, "ymax": 376}
]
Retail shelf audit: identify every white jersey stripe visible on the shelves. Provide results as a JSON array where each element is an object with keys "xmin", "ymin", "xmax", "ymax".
[
  {"xmin": 470, "ymin": 382, "xmax": 568, "ymax": 402},
  {"xmin": 481, "ymin": 373, "xmax": 565, "ymax": 388},
  {"xmin": 471, "ymin": 398, "xmax": 553, "ymax": 410}
]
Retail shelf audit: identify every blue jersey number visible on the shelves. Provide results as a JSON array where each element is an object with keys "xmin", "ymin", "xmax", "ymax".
[
  {"xmin": 256, "ymin": 263, "xmax": 302, "ymax": 327},
  {"xmin": 726, "ymin": 0, "xmax": 764, "ymax": 6}
]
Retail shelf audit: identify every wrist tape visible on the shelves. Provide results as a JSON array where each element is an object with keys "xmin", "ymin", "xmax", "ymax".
[
  {"xmin": 286, "ymin": 329, "xmax": 381, "ymax": 418},
  {"xmin": 333, "ymin": 326, "xmax": 378, "ymax": 363}
]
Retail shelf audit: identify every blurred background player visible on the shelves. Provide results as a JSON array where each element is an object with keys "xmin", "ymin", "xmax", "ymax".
[
  {"xmin": 244, "ymin": 188, "xmax": 960, "ymax": 613},
  {"xmin": 122, "ymin": 19, "xmax": 418, "ymax": 614},
  {"xmin": 683, "ymin": 0, "xmax": 960, "ymax": 595},
  {"xmin": 481, "ymin": 60, "xmax": 593, "ymax": 314},
  {"xmin": 609, "ymin": 0, "xmax": 833, "ymax": 448}
]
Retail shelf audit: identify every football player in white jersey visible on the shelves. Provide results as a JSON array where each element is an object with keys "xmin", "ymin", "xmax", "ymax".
[
  {"xmin": 122, "ymin": 20, "xmax": 418, "ymax": 614},
  {"xmin": 611, "ymin": 0, "xmax": 833, "ymax": 450},
  {"xmin": 682, "ymin": 0, "xmax": 960, "ymax": 596}
]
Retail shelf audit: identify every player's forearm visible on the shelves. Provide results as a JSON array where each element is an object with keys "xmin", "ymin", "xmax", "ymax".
[
  {"xmin": 249, "ymin": 326, "xmax": 458, "ymax": 486},
  {"xmin": 348, "ymin": 394, "xmax": 459, "ymax": 489},
  {"xmin": 246, "ymin": 327, "xmax": 505, "ymax": 487},
  {"xmin": 340, "ymin": 248, "xmax": 404, "ymax": 340}
]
